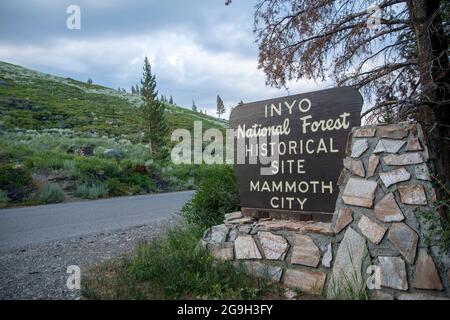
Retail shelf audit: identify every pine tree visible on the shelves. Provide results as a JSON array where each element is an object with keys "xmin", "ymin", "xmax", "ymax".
[
  {"xmin": 169, "ymin": 96, "xmax": 173, "ymax": 104},
  {"xmin": 131, "ymin": 86, "xmax": 136, "ymax": 94},
  {"xmin": 87, "ymin": 78, "xmax": 93, "ymax": 85},
  {"xmin": 140, "ymin": 56, "xmax": 169, "ymax": 156},
  {"xmin": 192, "ymin": 100, "xmax": 197, "ymax": 112},
  {"xmin": 216, "ymin": 95, "xmax": 225, "ymax": 119},
  {"xmin": 238, "ymin": 100, "xmax": 244, "ymax": 106}
]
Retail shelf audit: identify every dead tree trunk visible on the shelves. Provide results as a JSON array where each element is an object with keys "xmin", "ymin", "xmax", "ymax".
[{"xmin": 407, "ymin": 0, "xmax": 450, "ymax": 182}]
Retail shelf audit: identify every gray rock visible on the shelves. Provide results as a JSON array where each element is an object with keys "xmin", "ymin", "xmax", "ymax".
[
  {"xmin": 241, "ymin": 261, "xmax": 283, "ymax": 282},
  {"xmin": 333, "ymin": 207, "xmax": 353, "ymax": 234},
  {"xmin": 378, "ymin": 256, "xmax": 408, "ymax": 290},
  {"xmin": 351, "ymin": 139, "xmax": 369, "ymax": 158},
  {"xmin": 357, "ymin": 215, "xmax": 387, "ymax": 245},
  {"xmin": 388, "ymin": 223, "xmax": 418, "ymax": 264},
  {"xmin": 327, "ymin": 227, "xmax": 367, "ymax": 299},
  {"xmin": 374, "ymin": 193, "xmax": 405, "ymax": 222},
  {"xmin": 397, "ymin": 293, "xmax": 449, "ymax": 300},
  {"xmin": 258, "ymin": 231, "xmax": 289, "ymax": 260},
  {"xmin": 207, "ymin": 224, "xmax": 229, "ymax": 244},
  {"xmin": 413, "ymin": 164, "xmax": 431, "ymax": 181},
  {"xmin": 412, "ymin": 249, "xmax": 443, "ymax": 290},
  {"xmin": 373, "ymin": 139, "xmax": 405, "ymax": 154},
  {"xmin": 366, "ymin": 154, "xmax": 380, "ymax": 178},
  {"xmin": 353, "ymin": 127, "xmax": 376, "ymax": 138},
  {"xmin": 405, "ymin": 137, "xmax": 423, "ymax": 151},
  {"xmin": 283, "ymin": 268, "xmax": 327, "ymax": 295},
  {"xmin": 383, "ymin": 153, "xmax": 424, "ymax": 166},
  {"xmin": 234, "ymin": 235, "xmax": 262, "ymax": 260},
  {"xmin": 398, "ymin": 185, "xmax": 427, "ymax": 205},
  {"xmin": 322, "ymin": 243, "xmax": 333, "ymax": 268},
  {"xmin": 290, "ymin": 234, "xmax": 321, "ymax": 267},
  {"xmin": 343, "ymin": 157, "xmax": 365, "ymax": 177},
  {"xmin": 211, "ymin": 243, "xmax": 234, "ymax": 261},
  {"xmin": 380, "ymin": 168, "xmax": 411, "ymax": 188},
  {"xmin": 377, "ymin": 124, "xmax": 408, "ymax": 139},
  {"xmin": 342, "ymin": 178, "xmax": 377, "ymax": 208}
]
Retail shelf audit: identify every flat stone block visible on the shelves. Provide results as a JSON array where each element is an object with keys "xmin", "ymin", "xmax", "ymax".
[
  {"xmin": 291, "ymin": 234, "xmax": 321, "ymax": 267},
  {"xmin": 383, "ymin": 153, "xmax": 424, "ymax": 166},
  {"xmin": 388, "ymin": 223, "xmax": 418, "ymax": 264},
  {"xmin": 342, "ymin": 178, "xmax": 377, "ymax": 208},
  {"xmin": 333, "ymin": 207, "xmax": 353, "ymax": 234},
  {"xmin": 327, "ymin": 227, "xmax": 366, "ymax": 299},
  {"xmin": 283, "ymin": 268, "xmax": 327, "ymax": 295},
  {"xmin": 378, "ymin": 256, "xmax": 408, "ymax": 290},
  {"xmin": 258, "ymin": 231, "xmax": 289, "ymax": 260},
  {"xmin": 413, "ymin": 249, "xmax": 443, "ymax": 290},
  {"xmin": 343, "ymin": 157, "xmax": 365, "ymax": 177},
  {"xmin": 398, "ymin": 185, "xmax": 427, "ymax": 205},
  {"xmin": 366, "ymin": 154, "xmax": 380, "ymax": 178},
  {"xmin": 357, "ymin": 215, "xmax": 387, "ymax": 244},
  {"xmin": 379, "ymin": 168, "xmax": 410, "ymax": 188},
  {"xmin": 353, "ymin": 127, "xmax": 376, "ymax": 137},
  {"xmin": 377, "ymin": 124, "xmax": 408, "ymax": 139},
  {"xmin": 373, "ymin": 139, "xmax": 405, "ymax": 154},
  {"xmin": 374, "ymin": 193, "xmax": 405, "ymax": 222},
  {"xmin": 234, "ymin": 235, "xmax": 262, "ymax": 260},
  {"xmin": 351, "ymin": 139, "xmax": 369, "ymax": 158}
]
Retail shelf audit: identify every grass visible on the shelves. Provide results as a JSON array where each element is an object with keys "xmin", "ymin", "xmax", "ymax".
[
  {"xmin": 74, "ymin": 182, "xmax": 109, "ymax": 200},
  {"xmin": 82, "ymin": 223, "xmax": 282, "ymax": 300},
  {"xmin": 26, "ymin": 183, "xmax": 65, "ymax": 205}
]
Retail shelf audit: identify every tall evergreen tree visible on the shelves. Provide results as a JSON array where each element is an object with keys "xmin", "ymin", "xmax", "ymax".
[
  {"xmin": 169, "ymin": 96, "xmax": 174, "ymax": 104},
  {"xmin": 131, "ymin": 86, "xmax": 136, "ymax": 94},
  {"xmin": 216, "ymin": 95, "xmax": 225, "ymax": 119},
  {"xmin": 192, "ymin": 100, "xmax": 197, "ymax": 112},
  {"xmin": 140, "ymin": 56, "xmax": 169, "ymax": 156}
]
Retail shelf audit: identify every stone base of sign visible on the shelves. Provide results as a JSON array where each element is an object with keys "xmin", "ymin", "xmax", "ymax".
[
  {"xmin": 202, "ymin": 122, "xmax": 450, "ymax": 300},
  {"xmin": 241, "ymin": 207, "xmax": 333, "ymax": 222}
]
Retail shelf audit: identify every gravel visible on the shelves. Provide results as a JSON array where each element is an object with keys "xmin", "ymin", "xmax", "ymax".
[{"xmin": 0, "ymin": 217, "xmax": 177, "ymax": 300}]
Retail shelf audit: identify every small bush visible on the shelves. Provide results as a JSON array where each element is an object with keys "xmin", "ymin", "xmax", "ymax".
[
  {"xmin": 181, "ymin": 165, "xmax": 239, "ymax": 228},
  {"xmin": 0, "ymin": 164, "xmax": 34, "ymax": 201},
  {"xmin": 120, "ymin": 174, "xmax": 156, "ymax": 193},
  {"xmin": 74, "ymin": 182, "xmax": 108, "ymax": 200},
  {"xmin": 74, "ymin": 157, "xmax": 119, "ymax": 179},
  {"xmin": 106, "ymin": 178, "xmax": 132, "ymax": 197},
  {"xmin": 27, "ymin": 184, "xmax": 65, "ymax": 205},
  {"xmin": 82, "ymin": 224, "xmax": 278, "ymax": 299},
  {"xmin": 0, "ymin": 189, "xmax": 9, "ymax": 208}
]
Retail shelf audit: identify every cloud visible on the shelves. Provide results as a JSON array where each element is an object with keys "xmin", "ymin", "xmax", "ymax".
[{"xmin": 0, "ymin": 0, "xmax": 328, "ymax": 118}]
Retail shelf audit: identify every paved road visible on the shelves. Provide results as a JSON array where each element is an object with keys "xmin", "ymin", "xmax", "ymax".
[{"xmin": 0, "ymin": 191, "xmax": 194, "ymax": 251}]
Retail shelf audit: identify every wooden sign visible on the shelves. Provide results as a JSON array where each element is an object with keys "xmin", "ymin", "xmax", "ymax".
[{"xmin": 229, "ymin": 87, "xmax": 363, "ymax": 222}]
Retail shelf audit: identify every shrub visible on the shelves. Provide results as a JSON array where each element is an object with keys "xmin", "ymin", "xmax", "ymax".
[
  {"xmin": 74, "ymin": 182, "xmax": 108, "ymax": 199},
  {"xmin": 82, "ymin": 224, "xmax": 278, "ymax": 299},
  {"xmin": 74, "ymin": 157, "xmax": 119, "ymax": 179},
  {"xmin": 0, "ymin": 164, "xmax": 34, "ymax": 201},
  {"xmin": 27, "ymin": 184, "xmax": 65, "ymax": 205},
  {"xmin": 0, "ymin": 189, "xmax": 9, "ymax": 208},
  {"xmin": 120, "ymin": 174, "xmax": 156, "ymax": 193},
  {"xmin": 106, "ymin": 178, "xmax": 132, "ymax": 197},
  {"xmin": 181, "ymin": 165, "xmax": 239, "ymax": 228}
]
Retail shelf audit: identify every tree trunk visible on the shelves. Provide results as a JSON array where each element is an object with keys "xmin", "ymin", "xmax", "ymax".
[{"xmin": 407, "ymin": 0, "xmax": 450, "ymax": 183}]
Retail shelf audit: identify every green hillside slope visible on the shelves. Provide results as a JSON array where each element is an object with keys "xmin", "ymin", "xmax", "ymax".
[
  {"xmin": 0, "ymin": 61, "xmax": 229, "ymax": 207},
  {"xmin": 0, "ymin": 60, "xmax": 227, "ymax": 139}
]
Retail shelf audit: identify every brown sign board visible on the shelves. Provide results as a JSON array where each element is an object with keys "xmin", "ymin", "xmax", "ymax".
[{"xmin": 229, "ymin": 87, "xmax": 363, "ymax": 222}]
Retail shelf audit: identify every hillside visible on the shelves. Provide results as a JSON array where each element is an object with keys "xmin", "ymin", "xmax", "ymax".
[
  {"xmin": 0, "ymin": 60, "xmax": 229, "ymax": 208},
  {"xmin": 0, "ymin": 60, "xmax": 227, "ymax": 139}
]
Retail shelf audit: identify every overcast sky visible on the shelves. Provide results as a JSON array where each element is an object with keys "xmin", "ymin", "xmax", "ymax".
[{"xmin": 0, "ymin": 0, "xmax": 328, "ymax": 118}]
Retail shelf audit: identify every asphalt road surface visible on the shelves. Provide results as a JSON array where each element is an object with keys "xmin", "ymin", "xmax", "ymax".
[{"xmin": 0, "ymin": 191, "xmax": 194, "ymax": 251}]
